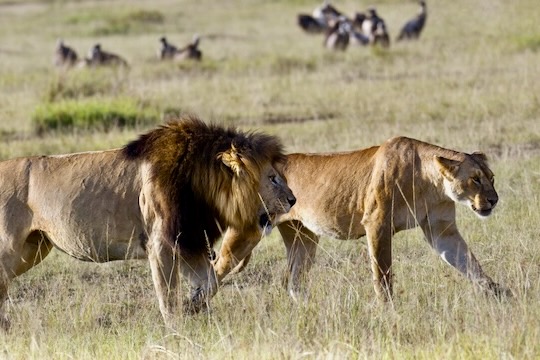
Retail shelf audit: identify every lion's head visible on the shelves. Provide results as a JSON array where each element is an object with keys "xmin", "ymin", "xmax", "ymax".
[
  {"xmin": 435, "ymin": 152, "xmax": 498, "ymax": 218},
  {"xmin": 257, "ymin": 162, "xmax": 296, "ymax": 235},
  {"xmin": 217, "ymin": 136, "xmax": 296, "ymax": 236},
  {"xmin": 123, "ymin": 115, "xmax": 295, "ymax": 252}
]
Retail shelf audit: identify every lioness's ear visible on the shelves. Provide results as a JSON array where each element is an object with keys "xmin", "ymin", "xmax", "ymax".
[
  {"xmin": 471, "ymin": 152, "xmax": 488, "ymax": 163},
  {"xmin": 434, "ymin": 155, "xmax": 460, "ymax": 178},
  {"xmin": 218, "ymin": 145, "xmax": 245, "ymax": 176}
]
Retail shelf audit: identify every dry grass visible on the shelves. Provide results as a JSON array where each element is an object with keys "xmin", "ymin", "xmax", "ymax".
[{"xmin": 0, "ymin": 0, "xmax": 539, "ymax": 358}]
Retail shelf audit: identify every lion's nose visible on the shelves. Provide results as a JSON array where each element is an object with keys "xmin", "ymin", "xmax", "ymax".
[{"xmin": 288, "ymin": 196, "xmax": 296, "ymax": 208}]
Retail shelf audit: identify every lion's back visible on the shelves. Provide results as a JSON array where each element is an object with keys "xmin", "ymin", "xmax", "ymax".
[{"xmin": 0, "ymin": 150, "xmax": 147, "ymax": 261}]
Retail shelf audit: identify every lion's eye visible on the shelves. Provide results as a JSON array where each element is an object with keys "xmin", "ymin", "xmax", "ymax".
[
  {"xmin": 269, "ymin": 175, "xmax": 278, "ymax": 185},
  {"xmin": 471, "ymin": 177, "xmax": 481, "ymax": 185}
]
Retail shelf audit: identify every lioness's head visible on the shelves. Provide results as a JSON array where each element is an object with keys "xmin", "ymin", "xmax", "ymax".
[
  {"xmin": 435, "ymin": 152, "xmax": 498, "ymax": 218},
  {"xmin": 257, "ymin": 162, "xmax": 296, "ymax": 234},
  {"xmin": 219, "ymin": 143, "xmax": 296, "ymax": 235}
]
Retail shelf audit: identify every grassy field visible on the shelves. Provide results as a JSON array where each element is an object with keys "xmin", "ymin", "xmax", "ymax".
[{"xmin": 1, "ymin": 0, "xmax": 539, "ymax": 358}]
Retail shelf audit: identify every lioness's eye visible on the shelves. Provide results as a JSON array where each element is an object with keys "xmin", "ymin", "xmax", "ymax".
[
  {"xmin": 471, "ymin": 177, "xmax": 481, "ymax": 185},
  {"xmin": 490, "ymin": 177, "xmax": 495, "ymax": 184}
]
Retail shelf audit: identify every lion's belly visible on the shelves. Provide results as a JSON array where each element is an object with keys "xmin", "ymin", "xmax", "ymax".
[
  {"xmin": 49, "ymin": 229, "xmax": 146, "ymax": 262},
  {"xmin": 57, "ymin": 240, "xmax": 148, "ymax": 262},
  {"xmin": 292, "ymin": 207, "xmax": 366, "ymax": 240},
  {"xmin": 42, "ymin": 214, "xmax": 148, "ymax": 262}
]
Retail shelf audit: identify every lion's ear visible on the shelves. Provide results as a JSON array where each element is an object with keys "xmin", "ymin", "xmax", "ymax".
[
  {"xmin": 434, "ymin": 155, "xmax": 460, "ymax": 179},
  {"xmin": 471, "ymin": 152, "xmax": 488, "ymax": 163},
  {"xmin": 218, "ymin": 145, "xmax": 245, "ymax": 176}
]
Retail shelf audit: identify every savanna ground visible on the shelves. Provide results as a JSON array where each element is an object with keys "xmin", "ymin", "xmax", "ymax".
[{"xmin": 0, "ymin": 0, "xmax": 539, "ymax": 358}]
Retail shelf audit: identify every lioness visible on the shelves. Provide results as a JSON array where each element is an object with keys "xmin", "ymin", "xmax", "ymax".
[
  {"xmin": 0, "ymin": 116, "xmax": 295, "ymax": 329},
  {"xmin": 215, "ymin": 136, "xmax": 510, "ymax": 300}
]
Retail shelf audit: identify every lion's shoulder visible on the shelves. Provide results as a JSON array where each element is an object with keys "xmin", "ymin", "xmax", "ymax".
[
  {"xmin": 377, "ymin": 136, "xmax": 466, "ymax": 165},
  {"xmin": 380, "ymin": 136, "xmax": 429, "ymax": 152}
]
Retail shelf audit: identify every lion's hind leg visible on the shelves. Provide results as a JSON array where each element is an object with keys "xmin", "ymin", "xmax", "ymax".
[{"xmin": 0, "ymin": 230, "xmax": 53, "ymax": 330}]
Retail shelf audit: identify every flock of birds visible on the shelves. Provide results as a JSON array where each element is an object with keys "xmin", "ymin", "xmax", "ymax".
[
  {"xmin": 54, "ymin": 34, "xmax": 202, "ymax": 68},
  {"xmin": 298, "ymin": 0, "xmax": 427, "ymax": 50},
  {"xmin": 54, "ymin": 1, "xmax": 427, "ymax": 68}
]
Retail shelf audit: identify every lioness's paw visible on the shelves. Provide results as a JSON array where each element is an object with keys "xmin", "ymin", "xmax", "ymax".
[{"xmin": 182, "ymin": 287, "xmax": 209, "ymax": 315}]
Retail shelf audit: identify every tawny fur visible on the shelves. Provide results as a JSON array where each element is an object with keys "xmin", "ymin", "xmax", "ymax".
[
  {"xmin": 0, "ymin": 115, "xmax": 295, "ymax": 330},
  {"xmin": 217, "ymin": 136, "xmax": 511, "ymax": 301}
]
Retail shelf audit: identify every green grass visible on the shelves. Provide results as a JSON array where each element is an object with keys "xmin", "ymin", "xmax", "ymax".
[
  {"xmin": 514, "ymin": 34, "xmax": 540, "ymax": 52},
  {"xmin": 32, "ymin": 97, "xmax": 160, "ymax": 134},
  {"xmin": 0, "ymin": 0, "xmax": 539, "ymax": 358}
]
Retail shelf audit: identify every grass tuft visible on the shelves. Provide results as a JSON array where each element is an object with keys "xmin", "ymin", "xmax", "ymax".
[
  {"xmin": 31, "ymin": 98, "xmax": 160, "ymax": 134},
  {"xmin": 514, "ymin": 34, "xmax": 540, "ymax": 52}
]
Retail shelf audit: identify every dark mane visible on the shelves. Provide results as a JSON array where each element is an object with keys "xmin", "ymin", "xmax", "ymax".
[{"xmin": 123, "ymin": 115, "xmax": 285, "ymax": 254}]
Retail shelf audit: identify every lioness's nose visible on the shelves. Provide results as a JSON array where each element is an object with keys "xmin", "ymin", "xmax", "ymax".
[
  {"xmin": 288, "ymin": 196, "xmax": 296, "ymax": 207},
  {"xmin": 489, "ymin": 196, "xmax": 498, "ymax": 207}
]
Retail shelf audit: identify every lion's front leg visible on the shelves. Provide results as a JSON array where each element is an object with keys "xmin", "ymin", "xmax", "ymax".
[
  {"xmin": 147, "ymin": 236, "xmax": 180, "ymax": 325},
  {"xmin": 179, "ymin": 252, "xmax": 218, "ymax": 314},
  {"xmin": 278, "ymin": 221, "xmax": 319, "ymax": 301},
  {"xmin": 213, "ymin": 227, "xmax": 262, "ymax": 284},
  {"xmin": 420, "ymin": 218, "xmax": 512, "ymax": 298}
]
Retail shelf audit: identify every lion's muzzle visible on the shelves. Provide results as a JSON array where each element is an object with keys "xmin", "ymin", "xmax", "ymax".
[
  {"xmin": 472, "ymin": 194, "xmax": 498, "ymax": 218},
  {"xmin": 472, "ymin": 206, "xmax": 493, "ymax": 217}
]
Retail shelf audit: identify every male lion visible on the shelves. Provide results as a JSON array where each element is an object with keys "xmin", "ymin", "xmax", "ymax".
[
  {"xmin": 0, "ymin": 115, "xmax": 295, "ymax": 330},
  {"xmin": 215, "ymin": 136, "xmax": 511, "ymax": 301}
]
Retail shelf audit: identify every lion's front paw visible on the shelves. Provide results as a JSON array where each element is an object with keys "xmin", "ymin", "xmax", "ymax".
[
  {"xmin": 182, "ymin": 300, "xmax": 207, "ymax": 315},
  {"xmin": 182, "ymin": 287, "xmax": 209, "ymax": 315}
]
